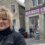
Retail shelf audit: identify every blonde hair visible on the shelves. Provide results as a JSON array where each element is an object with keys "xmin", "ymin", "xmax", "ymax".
[{"xmin": 0, "ymin": 6, "xmax": 14, "ymax": 30}]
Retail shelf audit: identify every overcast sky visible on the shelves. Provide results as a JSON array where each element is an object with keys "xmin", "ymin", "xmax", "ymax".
[{"xmin": 18, "ymin": 0, "xmax": 25, "ymax": 3}]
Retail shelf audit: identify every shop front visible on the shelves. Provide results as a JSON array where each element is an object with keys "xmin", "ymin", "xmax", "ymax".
[{"xmin": 25, "ymin": 5, "xmax": 45, "ymax": 39}]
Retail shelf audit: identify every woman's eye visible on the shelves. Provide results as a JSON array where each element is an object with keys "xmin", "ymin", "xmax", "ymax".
[{"xmin": 2, "ymin": 18, "xmax": 7, "ymax": 20}]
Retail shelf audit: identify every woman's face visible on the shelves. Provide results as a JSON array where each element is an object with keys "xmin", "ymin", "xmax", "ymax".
[{"xmin": 0, "ymin": 11, "xmax": 10, "ymax": 31}]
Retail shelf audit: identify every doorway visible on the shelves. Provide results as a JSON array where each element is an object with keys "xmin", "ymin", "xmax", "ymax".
[{"xmin": 29, "ymin": 16, "xmax": 39, "ymax": 38}]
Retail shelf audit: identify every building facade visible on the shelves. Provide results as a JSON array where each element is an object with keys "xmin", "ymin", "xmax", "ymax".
[
  {"xmin": 0, "ymin": 0, "xmax": 25, "ymax": 32},
  {"xmin": 25, "ymin": 0, "xmax": 45, "ymax": 39}
]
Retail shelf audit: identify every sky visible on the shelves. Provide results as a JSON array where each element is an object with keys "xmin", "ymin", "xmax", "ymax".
[{"xmin": 18, "ymin": 0, "xmax": 25, "ymax": 3}]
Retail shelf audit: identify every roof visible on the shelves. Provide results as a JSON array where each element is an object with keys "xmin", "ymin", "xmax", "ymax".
[{"xmin": 16, "ymin": 0, "xmax": 25, "ymax": 7}]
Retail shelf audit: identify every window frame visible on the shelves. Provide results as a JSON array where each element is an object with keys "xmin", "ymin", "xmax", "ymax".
[{"xmin": 11, "ymin": 5, "xmax": 15, "ymax": 13}]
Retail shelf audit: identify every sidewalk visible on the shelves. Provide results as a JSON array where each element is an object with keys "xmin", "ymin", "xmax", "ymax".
[{"xmin": 25, "ymin": 38, "xmax": 45, "ymax": 45}]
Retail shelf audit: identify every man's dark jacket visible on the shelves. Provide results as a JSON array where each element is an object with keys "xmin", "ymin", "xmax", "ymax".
[{"xmin": 0, "ymin": 28, "xmax": 26, "ymax": 45}]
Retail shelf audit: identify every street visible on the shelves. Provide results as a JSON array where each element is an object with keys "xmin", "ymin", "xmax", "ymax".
[{"xmin": 25, "ymin": 38, "xmax": 45, "ymax": 45}]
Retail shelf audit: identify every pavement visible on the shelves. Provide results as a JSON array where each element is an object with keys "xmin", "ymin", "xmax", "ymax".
[{"xmin": 25, "ymin": 38, "xmax": 45, "ymax": 45}]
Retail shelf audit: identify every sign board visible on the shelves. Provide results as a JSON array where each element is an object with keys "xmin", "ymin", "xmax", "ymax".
[{"xmin": 25, "ymin": 7, "xmax": 45, "ymax": 16}]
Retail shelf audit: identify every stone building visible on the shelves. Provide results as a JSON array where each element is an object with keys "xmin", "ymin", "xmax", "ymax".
[
  {"xmin": 25, "ymin": 0, "xmax": 45, "ymax": 39},
  {"xmin": 0, "ymin": 0, "xmax": 25, "ymax": 32}
]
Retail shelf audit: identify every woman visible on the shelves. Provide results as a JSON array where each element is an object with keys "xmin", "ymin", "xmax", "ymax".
[{"xmin": 0, "ymin": 6, "xmax": 26, "ymax": 45}]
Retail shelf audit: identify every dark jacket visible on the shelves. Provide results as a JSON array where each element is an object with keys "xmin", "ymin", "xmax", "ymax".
[
  {"xmin": 19, "ymin": 28, "xmax": 25, "ymax": 35},
  {"xmin": 30, "ymin": 28, "xmax": 33, "ymax": 33},
  {"xmin": 0, "ymin": 27, "xmax": 26, "ymax": 45}
]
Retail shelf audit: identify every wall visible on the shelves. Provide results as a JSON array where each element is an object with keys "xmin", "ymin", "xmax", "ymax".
[
  {"xmin": 0, "ymin": 0, "xmax": 20, "ymax": 32},
  {"xmin": 25, "ymin": 0, "xmax": 33, "ymax": 11}
]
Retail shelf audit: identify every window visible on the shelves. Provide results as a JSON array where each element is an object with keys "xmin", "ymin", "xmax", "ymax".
[
  {"xmin": 13, "ymin": 19, "xmax": 16, "ymax": 30},
  {"xmin": 38, "ymin": 0, "xmax": 43, "ymax": 4},
  {"xmin": 32, "ymin": 0, "xmax": 35, "ymax": 6},
  {"xmin": 32, "ymin": 0, "xmax": 38, "ymax": 6},
  {"xmin": 11, "ymin": 5, "xmax": 15, "ymax": 12}
]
